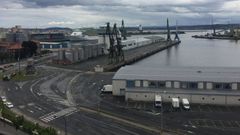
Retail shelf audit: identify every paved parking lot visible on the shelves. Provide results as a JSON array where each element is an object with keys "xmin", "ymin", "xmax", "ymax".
[
  {"xmin": 189, "ymin": 105, "xmax": 240, "ymax": 113},
  {"xmin": 188, "ymin": 119, "xmax": 240, "ymax": 129},
  {"xmin": 125, "ymin": 101, "xmax": 240, "ymax": 113}
]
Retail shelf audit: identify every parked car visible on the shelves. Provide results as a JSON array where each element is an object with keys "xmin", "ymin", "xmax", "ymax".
[
  {"xmin": 5, "ymin": 102, "xmax": 14, "ymax": 108},
  {"xmin": 1, "ymin": 96, "xmax": 7, "ymax": 102}
]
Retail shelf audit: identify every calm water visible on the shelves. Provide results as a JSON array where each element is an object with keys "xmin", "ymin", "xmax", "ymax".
[{"xmin": 134, "ymin": 32, "xmax": 240, "ymax": 68}]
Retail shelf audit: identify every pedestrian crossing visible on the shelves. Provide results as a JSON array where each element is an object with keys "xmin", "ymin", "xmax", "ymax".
[{"xmin": 40, "ymin": 107, "xmax": 78, "ymax": 123}]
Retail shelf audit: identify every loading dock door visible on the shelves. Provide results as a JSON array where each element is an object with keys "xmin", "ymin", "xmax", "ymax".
[{"xmin": 120, "ymin": 88, "xmax": 125, "ymax": 95}]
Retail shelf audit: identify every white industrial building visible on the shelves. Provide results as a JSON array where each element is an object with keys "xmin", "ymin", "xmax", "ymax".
[
  {"xmin": 40, "ymin": 42, "xmax": 70, "ymax": 50},
  {"xmin": 112, "ymin": 66, "xmax": 240, "ymax": 105},
  {"xmin": 98, "ymin": 35, "xmax": 164, "ymax": 52}
]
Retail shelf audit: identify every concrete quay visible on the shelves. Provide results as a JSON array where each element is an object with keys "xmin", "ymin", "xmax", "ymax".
[
  {"xmin": 49, "ymin": 40, "xmax": 180, "ymax": 72},
  {"xmin": 104, "ymin": 40, "xmax": 181, "ymax": 71}
]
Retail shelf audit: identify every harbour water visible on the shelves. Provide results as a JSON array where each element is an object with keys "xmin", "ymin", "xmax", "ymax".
[{"xmin": 134, "ymin": 31, "xmax": 240, "ymax": 68}]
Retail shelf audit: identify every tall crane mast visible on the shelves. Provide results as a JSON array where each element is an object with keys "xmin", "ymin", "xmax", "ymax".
[{"xmin": 106, "ymin": 22, "xmax": 125, "ymax": 64}]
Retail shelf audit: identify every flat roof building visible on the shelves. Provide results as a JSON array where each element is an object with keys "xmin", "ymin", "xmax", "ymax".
[{"xmin": 112, "ymin": 66, "xmax": 240, "ymax": 105}]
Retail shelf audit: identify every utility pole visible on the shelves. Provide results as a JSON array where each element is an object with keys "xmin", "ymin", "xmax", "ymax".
[
  {"xmin": 64, "ymin": 116, "xmax": 67, "ymax": 135},
  {"xmin": 167, "ymin": 18, "xmax": 171, "ymax": 41},
  {"xmin": 161, "ymin": 97, "xmax": 163, "ymax": 134},
  {"xmin": 18, "ymin": 48, "xmax": 20, "ymax": 80},
  {"xmin": 174, "ymin": 20, "xmax": 180, "ymax": 41}
]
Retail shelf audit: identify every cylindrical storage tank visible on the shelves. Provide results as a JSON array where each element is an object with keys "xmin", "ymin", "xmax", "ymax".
[
  {"xmin": 98, "ymin": 44, "xmax": 104, "ymax": 56},
  {"xmin": 88, "ymin": 45, "xmax": 93, "ymax": 58},
  {"xmin": 78, "ymin": 48, "xmax": 84, "ymax": 61},
  {"xmin": 57, "ymin": 50, "xmax": 61, "ymax": 60},
  {"xmin": 66, "ymin": 51, "xmax": 74, "ymax": 62},
  {"xmin": 93, "ymin": 45, "xmax": 97, "ymax": 57},
  {"xmin": 73, "ymin": 49, "xmax": 79, "ymax": 62},
  {"xmin": 58, "ymin": 49, "xmax": 65, "ymax": 60},
  {"xmin": 83, "ymin": 46, "xmax": 89, "ymax": 60}
]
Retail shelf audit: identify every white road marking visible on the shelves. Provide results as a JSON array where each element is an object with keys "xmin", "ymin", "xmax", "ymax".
[
  {"xmin": 207, "ymin": 106, "xmax": 212, "ymax": 112},
  {"xmin": 198, "ymin": 106, "xmax": 202, "ymax": 112},
  {"xmin": 28, "ymin": 109, "xmax": 34, "ymax": 113},
  {"xmin": 235, "ymin": 121, "xmax": 240, "ymax": 127},
  {"xmin": 40, "ymin": 107, "xmax": 77, "ymax": 123}
]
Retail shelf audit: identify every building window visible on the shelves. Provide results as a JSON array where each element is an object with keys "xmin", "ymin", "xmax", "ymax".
[
  {"xmin": 223, "ymin": 83, "xmax": 232, "ymax": 90},
  {"xmin": 202, "ymin": 97, "xmax": 205, "ymax": 100},
  {"xmin": 145, "ymin": 95, "xmax": 147, "ymax": 97},
  {"xmin": 214, "ymin": 83, "xmax": 222, "ymax": 89},
  {"xmin": 168, "ymin": 96, "xmax": 171, "ymax": 98},
  {"xmin": 181, "ymin": 82, "xmax": 188, "ymax": 89},
  {"xmin": 238, "ymin": 99, "xmax": 240, "ymax": 101},
  {"xmin": 158, "ymin": 81, "xmax": 166, "ymax": 88},
  {"xmin": 149, "ymin": 81, "xmax": 158, "ymax": 88},
  {"xmin": 126, "ymin": 80, "xmax": 135, "ymax": 88},
  {"xmin": 181, "ymin": 82, "xmax": 198, "ymax": 89},
  {"xmin": 140, "ymin": 80, "xmax": 143, "ymax": 87},
  {"xmin": 213, "ymin": 83, "xmax": 232, "ymax": 90},
  {"xmin": 212, "ymin": 98, "xmax": 215, "ymax": 100},
  {"xmin": 189, "ymin": 82, "xmax": 198, "ymax": 89}
]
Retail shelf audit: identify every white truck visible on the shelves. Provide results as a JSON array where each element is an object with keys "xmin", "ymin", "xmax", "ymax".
[
  {"xmin": 154, "ymin": 95, "xmax": 162, "ymax": 107},
  {"xmin": 172, "ymin": 98, "xmax": 180, "ymax": 109},
  {"xmin": 182, "ymin": 98, "xmax": 190, "ymax": 110},
  {"xmin": 101, "ymin": 85, "xmax": 113, "ymax": 93}
]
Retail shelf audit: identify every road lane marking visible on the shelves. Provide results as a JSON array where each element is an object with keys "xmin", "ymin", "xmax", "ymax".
[
  {"xmin": 79, "ymin": 106, "xmax": 168, "ymax": 134},
  {"xmin": 198, "ymin": 106, "xmax": 202, "ymax": 112},
  {"xmin": 207, "ymin": 106, "xmax": 212, "ymax": 112},
  {"xmin": 235, "ymin": 121, "xmax": 240, "ymax": 127},
  {"xmin": 40, "ymin": 107, "xmax": 77, "ymax": 123}
]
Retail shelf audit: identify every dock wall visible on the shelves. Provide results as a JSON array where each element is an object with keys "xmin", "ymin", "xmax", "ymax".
[{"xmin": 104, "ymin": 40, "xmax": 181, "ymax": 71}]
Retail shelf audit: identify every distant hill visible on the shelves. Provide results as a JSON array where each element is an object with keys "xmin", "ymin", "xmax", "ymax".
[{"xmin": 125, "ymin": 24, "xmax": 240, "ymax": 31}]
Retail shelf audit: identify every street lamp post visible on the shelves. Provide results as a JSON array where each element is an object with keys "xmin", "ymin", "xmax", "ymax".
[
  {"xmin": 64, "ymin": 116, "xmax": 67, "ymax": 135},
  {"xmin": 18, "ymin": 48, "xmax": 20, "ymax": 73},
  {"xmin": 161, "ymin": 91, "xmax": 167, "ymax": 134}
]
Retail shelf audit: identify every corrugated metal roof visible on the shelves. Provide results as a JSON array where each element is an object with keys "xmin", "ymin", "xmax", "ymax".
[{"xmin": 113, "ymin": 66, "xmax": 240, "ymax": 82}]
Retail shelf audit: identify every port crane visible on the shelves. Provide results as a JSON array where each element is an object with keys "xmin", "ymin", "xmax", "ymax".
[{"xmin": 106, "ymin": 22, "xmax": 125, "ymax": 64}]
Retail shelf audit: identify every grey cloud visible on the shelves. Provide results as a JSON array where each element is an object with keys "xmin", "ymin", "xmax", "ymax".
[{"xmin": 20, "ymin": 0, "xmax": 121, "ymax": 7}]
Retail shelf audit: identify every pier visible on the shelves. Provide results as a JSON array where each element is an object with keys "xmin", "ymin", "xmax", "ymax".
[
  {"xmin": 49, "ymin": 40, "xmax": 180, "ymax": 72},
  {"xmin": 104, "ymin": 40, "xmax": 180, "ymax": 71}
]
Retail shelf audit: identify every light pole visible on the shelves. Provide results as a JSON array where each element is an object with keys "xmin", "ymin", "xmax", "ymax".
[
  {"xmin": 18, "ymin": 48, "xmax": 20, "ymax": 74},
  {"xmin": 64, "ymin": 116, "xmax": 67, "ymax": 135},
  {"xmin": 161, "ymin": 90, "xmax": 167, "ymax": 134}
]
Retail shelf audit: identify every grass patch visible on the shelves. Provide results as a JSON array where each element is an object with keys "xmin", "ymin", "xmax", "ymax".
[
  {"xmin": 12, "ymin": 71, "xmax": 39, "ymax": 81},
  {"xmin": 0, "ymin": 72, "xmax": 3, "ymax": 80},
  {"xmin": 0, "ymin": 102, "xmax": 57, "ymax": 135}
]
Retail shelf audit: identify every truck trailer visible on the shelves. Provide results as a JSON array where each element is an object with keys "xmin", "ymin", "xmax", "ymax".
[
  {"xmin": 154, "ymin": 95, "xmax": 162, "ymax": 107},
  {"xmin": 172, "ymin": 98, "xmax": 180, "ymax": 109}
]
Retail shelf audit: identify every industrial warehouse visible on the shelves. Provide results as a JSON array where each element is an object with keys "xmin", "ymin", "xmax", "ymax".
[{"xmin": 112, "ymin": 66, "xmax": 240, "ymax": 105}]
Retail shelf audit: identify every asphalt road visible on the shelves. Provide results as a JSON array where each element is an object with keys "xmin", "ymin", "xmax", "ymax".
[
  {"xmin": 0, "ymin": 68, "xmax": 158, "ymax": 135},
  {"xmin": 1, "ymin": 66, "xmax": 240, "ymax": 135}
]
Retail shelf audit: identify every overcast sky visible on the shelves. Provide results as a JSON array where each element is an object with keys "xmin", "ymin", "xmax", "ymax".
[{"xmin": 0, "ymin": 0, "xmax": 240, "ymax": 28}]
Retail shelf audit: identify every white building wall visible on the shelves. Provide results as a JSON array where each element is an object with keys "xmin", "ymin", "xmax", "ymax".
[
  {"xmin": 125, "ymin": 92, "xmax": 155, "ymax": 101},
  {"xmin": 206, "ymin": 83, "xmax": 213, "ymax": 90},
  {"xmin": 143, "ymin": 81, "xmax": 148, "ymax": 87},
  {"xmin": 226, "ymin": 96, "xmax": 240, "ymax": 105},
  {"xmin": 166, "ymin": 81, "xmax": 172, "ymax": 88},
  {"xmin": 232, "ymin": 83, "xmax": 238, "ymax": 90},
  {"xmin": 198, "ymin": 82, "xmax": 204, "ymax": 89},
  {"xmin": 112, "ymin": 80, "xmax": 126, "ymax": 96},
  {"xmin": 124, "ymin": 90, "xmax": 240, "ymax": 106},
  {"xmin": 135, "ymin": 80, "xmax": 141, "ymax": 87},
  {"xmin": 174, "ymin": 82, "xmax": 180, "ymax": 88}
]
